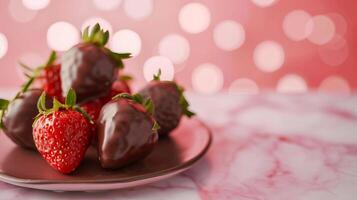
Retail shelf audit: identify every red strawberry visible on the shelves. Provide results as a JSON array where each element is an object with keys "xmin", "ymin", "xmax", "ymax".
[
  {"xmin": 33, "ymin": 89, "xmax": 93, "ymax": 174},
  {"xmin": 138, "ymin": 70, "xmax": 195, "ymax": 136},
  {"xmin": 43, "ymin": 64, "xmax": 63, "ymax": 102},
  {"xmin": 20, "ymin": 51, "xmax": 64, "ymax": 101}
]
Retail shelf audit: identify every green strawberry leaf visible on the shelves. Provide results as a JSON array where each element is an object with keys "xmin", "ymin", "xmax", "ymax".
[
  {"xmin": 153, "ymin": 69, "xmax": 161, "ymax": 81},
  {"xmin": 45, "ymin": 51, "xmax": 57, "ymax": 68},
  {"xmin": 152, "ymin": 121, "xmax": 160, "ymax": 132},
  {"xmin": 37, "ymin": 92, "xmax": 47, "ymax": 113},
  {"xmin": 119, "ymin": 74, "xmax": 133, "ymax": 81},
  {"xmin": 177, "ymin": 85, "xmax": 195, "ymax": 118},
  {"xmin": 143, "ymin": 99, "xmax": 154, "ymax": 115},
  {"xmin": 65, "ymin": 88, "xmax": 76, "ymax": 107},
  {"xmin": 0, "ymin": 99, "xmax": 9, "ymax": 110}
]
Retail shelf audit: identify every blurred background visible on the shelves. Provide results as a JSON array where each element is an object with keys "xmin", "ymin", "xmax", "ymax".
[{"xmin": 0, "ymin": 0, "xmax": 355, "ymax": 95}]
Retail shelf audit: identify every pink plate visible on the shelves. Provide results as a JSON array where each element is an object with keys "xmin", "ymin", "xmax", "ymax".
[{"xmin": 0, "ymin": 118, "xmax": 212, "ymax": 191}]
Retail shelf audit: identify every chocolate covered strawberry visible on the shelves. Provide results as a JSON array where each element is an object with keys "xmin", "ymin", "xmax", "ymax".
[
  {"xmin": 138, "ymin": 70, "xmax": 195, "ymax": 136},
  {"xmin": 97, "ymin": 93, "xmax": 158, "ymax": 169},
  {"xmin": 33, "ymin": 89, "xmax": 93, "ymax": 174},
  {"xmin": 0, "ymin": 89, "xmax": 50, "ymax": 150},
  {"xmin": 61, "ymin": 23, "xmax": 131, "ymax": 103}
]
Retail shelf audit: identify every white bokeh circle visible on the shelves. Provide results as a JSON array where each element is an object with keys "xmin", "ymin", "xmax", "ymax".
[
  {"xmin": 229, "ymin": 78, "xmax": 259, "ymax": 95},
  {"xmin": 9, "ymin": 0, "xmax": 37, "ymax": 23},
  {"xmin": 307, "ymin": 15, "xmax": 336, "ymax": 45},
  {"xmin": 254, "ymin": 41, "xmax": 285, "ymax": 72},
  {"xmin": 143, "ymin": 56, "xmax": 175, "ymax": 82},
  {"xmin": 277, "ymin": 74, "xmax": 308, "ymax": 93},
  {"xmin": 251, "ymin": 0, "xmax": 277, "ymax": 7},
  {"xmin": 47, "ymin": 21, "xmax": 79, "ymax": 51},
  {"xmin": 319, "ymin": 76, "xmax": 350, "ymax": 95},
  {"xmin": 318, "ymin": 35, "xmax": 349, "ymax": 66},
  {"xmin": 0, "ymin": 33, "xmax": 8, "ymax": 59},
  {"xmin": 81, "ymin": 17, "xmax": 113, "ymax": 35},
  {"xmin": 283, "ymin": 10, "xmax": 312, "ymax": 41},
  {"xmin": 92, "ymin": 0, "xmax": 121, "ymax": 11},
  {"xmin": 179, "ymin": 3, "xmax": 211, "ymax": 34},
  {"xmin": 22, "ymin": 0, "xmax": 50, "ymax": 10},
  {"xmin": 192, "ymin": 63, "xmax": 223, "ymax": 94},
  {"xmin": 214, "ymin": 20, "xmax": 245, "ymax": 51},
  {"xmin": 124, "ymin": 0, "xmax": 153, "ymax": 20},
  {"xmin": 110, "ymin": 29, "xmax": 142, "ymax": 57},
  {"xmin": 158, "ymin": 34, "xmax": 190, "ymax": 64}
]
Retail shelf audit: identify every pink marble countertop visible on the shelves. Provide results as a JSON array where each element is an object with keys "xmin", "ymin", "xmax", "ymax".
[{"xmin": 1, "ymin": 92, "xmax": 357, "ymax": 200}]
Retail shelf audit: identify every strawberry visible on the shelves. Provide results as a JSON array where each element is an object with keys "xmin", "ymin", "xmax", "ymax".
[
  {"xmin": 33, "ymin": 89, "xmax": 93, "ymax": 174},
  {"xmin": 61, "ymin": 23, "xmax": 131, "ymax": 103},
  {"xmin": 97, "ymin": 93, "xmax": 158, "ymax": 169},
  {"xmin": 20, "ymin": 51, "xmax": 64, "ymax": 101},
  {"xmin": 138, "ymin": 70, "xmax": 195, "ymax": 136},
  {"xmin": 0, "ymin": 89, "xmax": 50, "ymax": 150}
]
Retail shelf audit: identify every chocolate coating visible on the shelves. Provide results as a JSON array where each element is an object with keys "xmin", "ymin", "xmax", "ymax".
[
  {"xmin": 3, "ymin": 89, "xmax": 49, "ymax": 150},
  {"xmin": 61, "ymin": 43, "xmax": 118, "ymax": 103},
  {"xmin": 97, "ymin": 99, "xmax": 158, "ymax": 169},
  {"xmin": 139, "ymin": 81, "xmax": 183, "ymax": 136}
]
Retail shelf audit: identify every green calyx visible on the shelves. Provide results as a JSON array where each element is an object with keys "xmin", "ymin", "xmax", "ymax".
[
  {"xmin": 81, "ymin": 23, "xmax": 132, "ymax": 69},
  {"xmin": 82, "ymin": 23, "xmax": 109, "ymax": 47},
  {"xmin": 176, "ymin": 85, "xmax": 195, "ymax": 118},
  {"xmin": 112, "ymin": 93, "xmax": 158, "ymax": 131},
  {"xmin": 153, "ymin": 69, "xmax": 161, "ymax": 81},
  {"xmin": 34, "ymin": 88, "xmax": 94, "ymax": 126},
  {"xmin": 152, "ymin": 69, "xmax": 195, "ymax": 118},
  {"xmin": 0, "ymin": 99, "xmax": 10, "ymax": 129},
  {"xmin": 17, "ymin": 51, "xmax": 57, "ymax": 99},
  {"xmin": 112, "ymin": 93, "xmax": 154, "ymax": 115}
]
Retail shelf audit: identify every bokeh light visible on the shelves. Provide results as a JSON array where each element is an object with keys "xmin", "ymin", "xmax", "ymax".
[
  {"xmin": 319, "ymin": 76, "xmax": 350, "ymax": 95},
  {"xmin": 283, "ymin": 10, "xmax": 312, "ymax": 41},
  {"xmin": 47, "ymin": 21, "xmax": 79, "ymax": 51},
  {"xmin": 158, "ymin": 34, "xmax": 190, "ymax": 64},
  {"xmin": 192, "ymin": 63, "xmax": 223, "ymax": 94},
  {"xmin": 328, "ymin": 13, "xmax": 347, "ymax": 36},
  {"xmin": 179, "ymin": 3, "xmax": 211, "ymax": 34},
  {"xmin": 318, "ymin": 35, "xmax": 349, "ymax": 66},
  {"xmin": 81, "ymin": 17, "xmax": 113, "ymax": 35},
  {"xmin": 229, "ymin": 78, "xmax": 259, "ymax": 95},
  {"xmin": 110, "ymin": 29, "xmax": 142, "ymax": 57},
  {"xmin": 124, "ymin": 0, "xmax": 153, "ymax": 20},
  {"xmin": 92, "ymin": 0, "xmax": 121, "ymax": 11},
  {"xmin": 307, "ymin": 15, "xmax": 336, "ymax": 45},
  {"xmin": 254, "ymin": 41, "xmax": 285, "ymax": 72},
  {"xmin": 22, "ymin": 0, "xmax": 50, "ymax": 10},
  {"xmin": 277, "ymin": 74, "xmax": 307, "ymax": 93},
  {"xmin": 214, "ymin": 20, "xmax": 245, "ymax": 51},
  {"xmin": 0, "ymin": 33, "xmax": 8, "ymax": 59},
  {"xmin": 9, "ymin": 0, "xmax": 37, "ymax": 23},
  {"xmin": 251, "ymin": 0, "xmax": 277, "ymax": 7},
  {"xmin": 143, "ymin": 56, "xmax": 174, "ymax": 82}
]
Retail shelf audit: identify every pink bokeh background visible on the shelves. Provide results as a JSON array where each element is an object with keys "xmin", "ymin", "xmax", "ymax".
[{"xmin": 0, "ymin": 0, "xmax": 356, "ymax": 95}]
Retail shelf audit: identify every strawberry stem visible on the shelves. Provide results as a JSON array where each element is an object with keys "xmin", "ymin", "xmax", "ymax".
[
  {"xmin": 34, "ymin": 88, "xmax": 94, "ymax": 126},
  {"xmin": 81, "ymin": 23, "xmax": 132, "ymax": 69},
  {"xmin": 112, "ymin": 93, "xmax": 155, "ymax": 115}
]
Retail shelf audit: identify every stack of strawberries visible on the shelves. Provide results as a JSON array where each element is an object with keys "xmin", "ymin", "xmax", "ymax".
[{"xmin": 0, "ymin": 24, "xmax": 194, "ymax": 174}]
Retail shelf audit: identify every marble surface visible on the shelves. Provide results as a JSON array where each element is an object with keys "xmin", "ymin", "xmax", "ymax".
[{"xmin": 1, "ymin": 92, "xmax": 357, "ymax": 200}]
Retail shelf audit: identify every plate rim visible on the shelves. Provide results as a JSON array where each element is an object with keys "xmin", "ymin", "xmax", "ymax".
[{"xmin": 0, "ymin": 119, "xmax": 212, "ymax": 185}]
